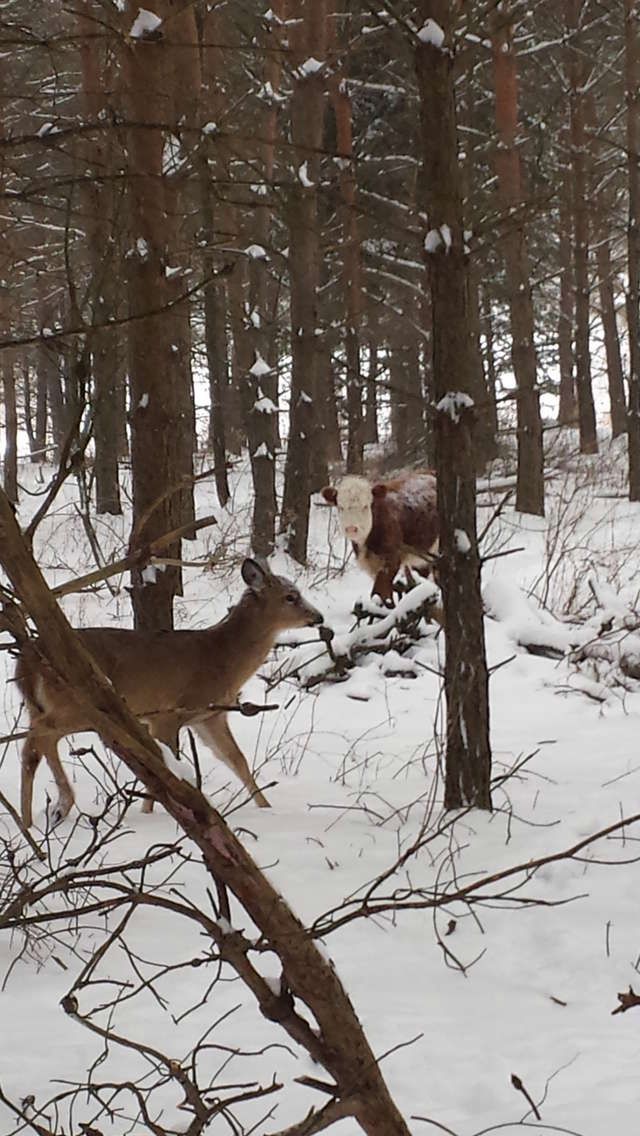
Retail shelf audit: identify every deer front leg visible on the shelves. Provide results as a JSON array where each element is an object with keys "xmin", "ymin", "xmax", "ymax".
[
  {"xmin": 196, "ymin": 714, "xmax": 271, "ymax": 808},
  {"xmin": 145, "ymin": 716, "xmax": 181, "ymax": 813}
]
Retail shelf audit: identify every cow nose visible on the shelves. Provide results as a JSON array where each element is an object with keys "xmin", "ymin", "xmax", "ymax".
[{"xmin": 345, "ymin": 525, "xmax": 358, "ymax": 537}]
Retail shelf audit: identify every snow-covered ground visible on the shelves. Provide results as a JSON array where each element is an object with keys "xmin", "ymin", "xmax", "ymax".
[{"xmin": 1, "ymin": 443, "xmax": 640, "ymax": 1136}]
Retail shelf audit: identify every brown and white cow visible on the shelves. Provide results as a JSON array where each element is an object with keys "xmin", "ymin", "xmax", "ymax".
[{"xmin": 321, "ymin": 470, "xmax": 439, "ymax": 604}]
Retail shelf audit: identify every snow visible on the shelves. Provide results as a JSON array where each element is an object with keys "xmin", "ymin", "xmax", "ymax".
[
  {"xmin": 417, "ymin": 18, "xmax": 445, "ymax": 48},
  {"xmin": 454, "ymin": 528, "xmax": 471, "ymax": 554},
  {"xmin": 162, "ymin": 133, "xmax": 184, "ymax": 175},
  {"xmin": 244, "ymin": 243, "xmax": 268, "ymax": 260},
  {"xmin": 436, "ymin": 390, "xmax": 475, "ymax": 422},
  {"xmin": 297, "ymin": 57, "xmax": 324, "ymax": 78},
  {"xmin": 249, "ymin": 350, "xmax": 272, "ymax": 377},
  {"xmin": 297, "ymin": 161, "xmax": 314, "ymax": 187},
  {"xmin": 201, "ymin": 121, "xmax": 218, "ymax": 135},
  {"xmin": 129, "ymin": 7, "xmax": 162, "ymax": 38},
  {"xmin": 254, "ymin": 396, "xmax": 278, "ymax": 414},
  {"xmin": 156, "ymin": 741, "xmax": 197, "ymax": 786},
  {"xmin": 424, "ymin": 224, "xmax": 452, "ymax": 254},
  {"xmin": 137, "ymin": 392, "xmax": 149, "ymax": 409},
  {"xmin": 2, "ymin": 447, "xmax": 640, "ymax": 1135},
  {"xmin": 424, "ymin": 228, "xmax": 442, "ymax": 253}
]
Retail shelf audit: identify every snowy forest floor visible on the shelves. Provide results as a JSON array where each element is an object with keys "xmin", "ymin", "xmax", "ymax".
[{"xmin": 1, "ymin": 437, "xmax": 640, "ymax": 1136}]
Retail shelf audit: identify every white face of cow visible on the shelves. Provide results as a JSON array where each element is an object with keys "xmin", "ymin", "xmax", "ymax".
[{"xmin": 335, "ymin": 477, "xmax": 373, "ymax": 545}]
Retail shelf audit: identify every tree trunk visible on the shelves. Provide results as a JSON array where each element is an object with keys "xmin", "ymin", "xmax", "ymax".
[
  {"xmin": 330, "ymin": 17, "xmax": 363, "ymax": 475},
  {"xmin": 162, "ymin": 2, "xmax": 198, "ymax": 536},
  {"xmin": 557, "ymin": 158, "xmax": 577, "ymax": 426},
  {"xmin": 480, "ymin": 289, "xmax": 499, "ymax": 447},
  {"xmin": 281, "ymin": 0, "xmax": 328, "ymax": 563},
  {"xmin": 79, "ymin": 0, "xmax": 122, "ymax": 515},
  {"xmin": 458, "ymin": 86, "xmax": 497, "ymax": 468},
  {"xmin": 627, "ymin": 0, "xmax": 640, "ymax": 498},
  {"xmin": 567, "ymin": 0, "xmax": 598, "ymax": 455},
  {"xmin": 121, "ymin": 1, "xmax": 183, "ymax": 631},
  {"xmin": 595, "ymin": 236, "xmax": 627, "ymax": 438},
  {"xmin": 416, "ymin": 0, "xmax": 492, "ymax": 811},
  {"xmin": 491, "ymin": 2, "xmax": 544, "ymax": 514},
  {"xmin": 363, "ymin": 332, "xmax": 379, "ymax": 446},
  {"xmin": 2, "ymin": 361, "xmax": 18, "ymax": 503}
]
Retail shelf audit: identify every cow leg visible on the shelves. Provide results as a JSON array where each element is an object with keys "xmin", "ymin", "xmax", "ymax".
[{"xmin": 372, "ymin": 558, "xmax": 400, "ymax": 607}]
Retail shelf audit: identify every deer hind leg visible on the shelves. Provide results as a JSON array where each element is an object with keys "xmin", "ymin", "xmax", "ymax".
[
  {"xmin": 22, "ymin": 733, "xmax": 75, "ymax": 828},
  {"xmin": 196, "ymin": 715, "xmax": 271, "ymax": 808},
  {"xmin": 21, "ymin": 736, "xmax": 43, "ymax": 828}
]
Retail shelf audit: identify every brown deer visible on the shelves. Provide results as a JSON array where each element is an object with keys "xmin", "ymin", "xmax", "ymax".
[{"xmin": 16, "ymin": 558, "xmax": 323, "ymax": 827}]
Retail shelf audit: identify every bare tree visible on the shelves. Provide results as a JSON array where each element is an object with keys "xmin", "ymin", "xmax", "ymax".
[
  {"xmin": 490, "ymin": 1, "xmax": 544, "ymax": 514},
  {"xmin": 566, "ymin": 0, "xmax": 598, "ymax": 455},
  {"xmin": 626, "ymin": 0, "xmax": 640, "ymax": 499},
  {"xmin": 281, "ymin": 0, "xmax": 328, "ymax": 563},
  {"xmin": 416, "ymin": 1, "xmax": 492, "ymax": 810},
  {"xmin": 120, "ymin": 0, "xmax": 187, "ymax": 630}
]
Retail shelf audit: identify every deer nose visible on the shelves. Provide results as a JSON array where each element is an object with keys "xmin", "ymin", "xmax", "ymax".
[{"xmin": 310, "ymin": 609, "xmax": 324, "ymax": 625}]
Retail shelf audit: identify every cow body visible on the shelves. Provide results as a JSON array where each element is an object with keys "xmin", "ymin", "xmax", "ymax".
[{"xmin": 322, "ymin": 470, "xmax": 439, "ymax": 604}]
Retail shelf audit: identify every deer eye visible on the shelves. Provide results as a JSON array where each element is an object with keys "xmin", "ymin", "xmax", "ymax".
[{"xmin": 286, "ymin": 593, "xmax": 297, "ymax": 604}]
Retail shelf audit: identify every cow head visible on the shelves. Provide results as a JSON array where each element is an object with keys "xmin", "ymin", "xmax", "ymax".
[{"xmin": 322, "ymin": 476, "xmax": 375, "ymax": 544}]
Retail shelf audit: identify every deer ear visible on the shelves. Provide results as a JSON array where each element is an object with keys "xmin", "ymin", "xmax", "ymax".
[
  {"xmin": 241, "ymin": 558, "xmax": 269, "ymax": 591},
  {"xmin": 371, "ymin": 483, "xmax": 387, "ymax": 499},
  {"xmin": 321, "ymin": 486, "xmax": 338, "ymax": 505}
]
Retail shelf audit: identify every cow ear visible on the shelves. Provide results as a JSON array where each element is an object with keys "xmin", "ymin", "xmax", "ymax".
[
  {"xmin": 371, "ymin": 483, "xmax": 387, "ymax": 499},
  {"xmin": 321, "ymin": 486, "xmax": 338, "ymax": 504}
]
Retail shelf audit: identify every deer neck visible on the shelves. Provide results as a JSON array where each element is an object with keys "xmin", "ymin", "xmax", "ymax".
[{"xmin": 213, "ymin": 591, "xmax": 280, "ymax": 688}]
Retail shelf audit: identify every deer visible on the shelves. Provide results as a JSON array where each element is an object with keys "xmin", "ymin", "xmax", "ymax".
[{"xmin": 16, "ymin": 558, "xmax": 324, "ymax": 827}]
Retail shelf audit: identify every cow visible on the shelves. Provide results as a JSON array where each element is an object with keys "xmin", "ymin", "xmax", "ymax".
[{"xmin": 321, "ymin": 470, "xmax": 439, "ymax": 605}]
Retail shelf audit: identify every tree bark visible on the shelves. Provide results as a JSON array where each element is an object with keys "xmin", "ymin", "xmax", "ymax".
[
  {"xmin": 566, "ymin": 0, "xmax": 598, "ymax": 454},
  {"xmin": 595, "ymin": 236, "xmax": 627, "ymax": 438},
  {"xmin": 416, "ymin": 0, "xmax": 492, "ymax": 811},
  {"xmin": 557, "ymin": 157, "xmax": 578, "ymax": 426},
  {"xmin": 2, "ymin": 361, "xmax": 18, "ymax": 503},
  {"xmin": 121, "ymin": 1, "xmax": 183, "ymax": 630},
  {"xmin": 281, "ymin": 0, "xmax": 328, "ymax": 563},
  {"xmin": 79, "ymin": 0, "xmax": 122, "ymax": 515},
  {"xmin": 330, "ymin": 15, "xmax": 363, "ymax": 475},
  {"xmin": 626, "ymin": 0, "xmax": 640, "ymax": 501},
  {"xmin": 491, "ymin": 2, "xmax": 544, "ymax": 514},
  {"xmin": 0, "ymin": 488, "xmax": 412, "ymax": 1136}
]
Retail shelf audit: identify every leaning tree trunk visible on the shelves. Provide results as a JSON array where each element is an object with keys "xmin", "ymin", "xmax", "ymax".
[
  {"xmin": 490, "ymin": 2, "xmax": 544, "ymax": 515},
  {"xmin": 0, "ymin": 488, "xmax": 413, "ymax": 1136},
  {"xmin": 566, "ymin": 0, "xmax": 598, "ymax": 455},
  {"xmin": 626, "ymin": 0, "xmax": 640, "ymax": 499},
  {"xmin": 416, "ymin": 0, "xmax": 492, "ymax": 811}
]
